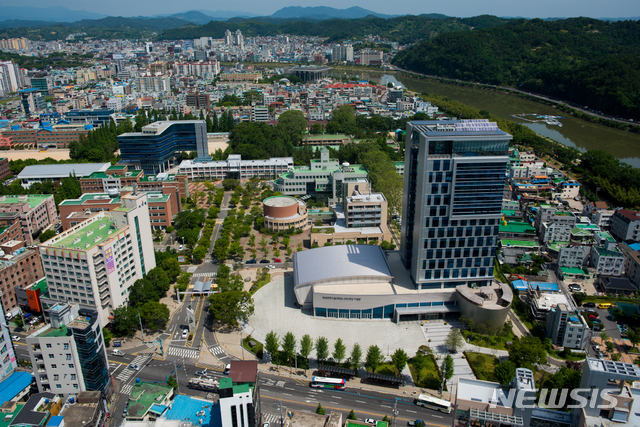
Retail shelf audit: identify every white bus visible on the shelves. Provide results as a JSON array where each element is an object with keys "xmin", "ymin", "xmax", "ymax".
[
  {"xmin": 415, "ymin": 394, "xmax": 452, "ymax": 413},
  {"xmin": 310, "ymin": 376, "xmax": 346, "ymax": 390}
]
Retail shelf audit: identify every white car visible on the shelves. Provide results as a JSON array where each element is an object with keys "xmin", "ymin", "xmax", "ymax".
[
  {"xmin": 178, "ymin": 245, "xmax": 184, "ymax": 251},
  {"xmin": 182, "ymin": 329, "xmax": 189, "ymax": 339},
  {"xmin": 364, "ymin": 419, "xmax": 376, "ymax": 425},
  {"xmin": 267, "ymin": 265, "xmax": 275, "ymax": 269},
  {"xmin": 11, "ymin": 335, "xmax": 20, "ymax": 342},
  {"xmin": 128, "ymin": 363, "xmax": 141, "ymax": 371}
]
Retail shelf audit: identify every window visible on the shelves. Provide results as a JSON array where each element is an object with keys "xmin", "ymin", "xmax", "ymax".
[
  {"xmin": 46, "ymin": 343, "xmax": 52, "ymax": 348},
  {"xmin": 68, "ymin": 364, "xmax": 74, "ymax": 368},
  {"xmin": 48, "ymin": 354, "xmax": 54, "ymax": 359},
  {"xmin": 71, "ymin": 374, "xmax": 76, "ymax": 380}
]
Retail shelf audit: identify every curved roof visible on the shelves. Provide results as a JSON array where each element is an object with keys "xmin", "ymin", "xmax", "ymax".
[{"xmin": 294, "ymin": 245, "xmax": 392, "ymax": 287}]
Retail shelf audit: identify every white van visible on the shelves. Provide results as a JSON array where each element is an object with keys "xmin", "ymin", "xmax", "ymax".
[{"xmin": 224, "ymin": 364, "xmax": 231, "ymax": 375}]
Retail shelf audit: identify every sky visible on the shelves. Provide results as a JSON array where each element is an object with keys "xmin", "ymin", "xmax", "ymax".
[{"xmin": 3, "ymin": 0, "xmax": 640, "ymax": 19}]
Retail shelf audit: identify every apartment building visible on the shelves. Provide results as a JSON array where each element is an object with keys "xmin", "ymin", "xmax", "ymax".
[
  {"xmin": 0, "ymin": 301, "xmax": 18, "ymax": 383},
  {"xmin": 185, "ymin": 92, "xmax": 211, "ymax": 110},
  {"xmin": 558, "ymin": 244, "xmax": 591, "ymax": 269},
  {"xmin": 0, "ymin": 247, "xmax": 44, "ymax": 314},
  {"xmin": 65, "ymin": 109, "xmax": 115, "ymax": 126},
  {"xmin": 2, "ymin": 123, "xmax": 91, "ymax": 149},
  {"xmin": 26, "ymin": 303, "xmax": 111, "ymax": 395},
  {"xmin": 0, "ymin": 195, "xmax": 58, "ymax": 245},
  {"xmin": 134, "ymin": 74, "xmax": 171, "ymax": 93},
  {"xmin": 590, "ymin": 245, "xmax": 625, "ymax": 276},
  {"xmin": 38, "ymin": 193, "xmax": 155, "ymax": 326},
  {"xmin": 546, "ymin": 303, "xmax": 589, "ymax": 349},
  {"xmin": 611, "ymin": 209, "xmax": 640, "ymax": 241}
]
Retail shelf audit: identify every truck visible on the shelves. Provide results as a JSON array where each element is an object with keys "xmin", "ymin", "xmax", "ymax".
[{"xmin": 187, "ymin": 377, "xmax": 219, "ymax": 392}]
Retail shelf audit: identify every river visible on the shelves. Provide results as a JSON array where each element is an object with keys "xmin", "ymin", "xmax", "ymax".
[{"xmin": 342, "ymin": 71, "xmax": 640, "ymax": 167}]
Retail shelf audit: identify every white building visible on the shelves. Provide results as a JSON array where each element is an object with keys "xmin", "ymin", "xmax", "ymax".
[
  {"xmin": 38, "ymin": 193, "xmax": 155, "ymax": 326},
  {"xmin": 250, "ymin": 106, "xmax": 269, "ymax": 122},
  {"xmin": 332, "ymin": 44, "xmax": 353, "ymax": 62},
  {"xmin": 556, "ymin": 181, "xmax": 581, "ymax": 199},
  {"xmin": 545, "ymin": 303, "xmax": 589, "ymax": 349},
  {"xmin": 558, "ymin": 244, "xmax": 591, "ymax": 268},
  {"xmin": 179, "ymin": 155, "xmax": 292, "ymax": 181},
  {"xmin": 541, "ymin": 223, "xmax": 573, "ymax": 244},
  {"xmin": 590, "ymin": 245, "xmax": 625, "ymax": 277},
  {"xmin": 134, "ymin": 74, "xmax": 171, "ymax": 93},
  {"xmin": 0, "ymin": 61, "xmax": 25, "ymax": 95},
  {"xmin": 26, "ymin": 303, "xmax": 111, "ymax": 395},
  {"xmin": 0, "ymin": 303, "xmax": 18, "ymax": 382}
]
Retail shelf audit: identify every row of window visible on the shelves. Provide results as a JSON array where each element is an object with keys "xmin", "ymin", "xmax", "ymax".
[
  {"xmin": 424, "ymin": 257, "xmax": 493, "ymax": 269},
  {"xmin": 423, "ymin": 237, "xmax": 495, "ymax": 249},
  {"xmin": 424, "ymin": 267, "xmax": 493, "ymax": 280}
]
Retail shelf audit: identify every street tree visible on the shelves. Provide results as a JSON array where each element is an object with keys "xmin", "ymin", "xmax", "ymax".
[
  {"xmin": 208, "ymin": 291, "xmax": 254, "ymax": 328},
  {"xmin": 600, "ymin": 331, "xmax": 609, "ymax": 342},
  {"xmin": 316, "ymin": 403, "xmax": 326, "ymax": 415},
  {"xmin": 508, "ymin": 336, "xmax": 547, "ymax": 369},
  {"xmin": 277, "ymin": 110, "xmax": 307, "ymax": 146},
  {"xmin": 445, "ymin": 328, "xmax": 464, "ymax": 353},
  {"xmin": 300, "ymin": 334, "xmax": 313, "ymax": 359},
  {"xmin": 347, "ymin": 410, "xmax": 357, "ymax": 420},
  {"xmin": 282, "ymin": 332, "xmax": 296, "ymax": 365},
  {"xmin": 391, "ymin": 348, "xmax": 409, "ymax": 374},
  {"xmin": 139, "ymin": 301, "xmax": 170, "ymax": 330},
  {"xmin": 38, "ymin": 229, "xmax": 56, "ymax": 243},
  {"xmin": 315, "ymin": 336, "xmax": 329, "ymax": 362},
  {"xmin": 333, "ymin": 338, "xmax": 347, "ymax": 364},
  {"xmin": 265, "ymin": 331, "xmax": 279, "ymax": 357},
  {"xmin": 494, "ymin": 360, "xmax": 517, "ymax": 385},
  {"xmin": 350, "ymin": 343, "xmax": 363, "ymax": 371},
  {"xmin": 112, "ymin": 306, "xmax": 138, "ymax": 337},
  {"xmin": 442, "ymin": 355, "xmax": 455, "ymax": 391},
  {"xmin": 365, "ymin": 345, "xmax": 384, "ymax": 372}
]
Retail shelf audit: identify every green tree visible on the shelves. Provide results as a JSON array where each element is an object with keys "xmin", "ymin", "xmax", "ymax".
[
  {"xmin": 102, "ymin": 327, "xmax": 112, "ymax": 346},
  {"xmin": 38, "ymin": 229, "xmax": 57, "ymax": 243},
  {"xmin": 327, "ymin": 105, "xmax": 357, "ymax": 134},
  {"xmin": 350, "ymin": 343, "xmax": 362, "ymax": 370},
  {"xmin": 139, "ymin": 301, "xmax": 170, "ymax": 330},
  {"xmin": 265, "ymin": 331, "xmax": 279, "ymax": 357},
  {"xmin": 508, "ymin": 336, "xmax": 547, "ymax": 369},
  {"xmin": 300, "ymin": 334, "xmax": 313, "ymax": 359},
  {"xmin": 282, "ymin": 332, "xmax": 296, "ymax": 365},
  {"xmin": 445, "ymin": 328, "xmax": 464, "ymax": 353},
  {"xmin": 442, "ymin": 355, "xmax": 455, "ymax": 390},
  {"xmin": 365, "ymin": 345, "xmax": 384, "ymax": 372},
  {"xmin": 391, "ymin": 348, "xmax": 409, "ymax": 374},
  {"xmin": 112, "ymin": 306, "xmax": 138, "ymax": 337},
  {"xmin": 310, "ymin": 123, "xmax": 324, "ymax": 134},
  {"xmin": 167, "ymin": 375, "xmax": 179, "ymax": 390},
  {"xmin": 13, "ymin": 314, "xmax": 23, "ymax": 329},
  {"xmin": 494, "ymin": 360, "xmax": 517, "ymax": 385},
  {"xmin": 316, "ymin": 403, "xmax": 326, "ymax": 415},
  {"xmin": 315, "ymin": 336, "xmax": 329, "ymax": 362},
  {"xmin": 277, "ymin": 110, "xmax": 307, "ymax": 146},
  {"xmin": 333, "ymin": 338, "xmax": 347, "ymax": 364},
  {"xmin": 208, "ymin": 291, "xmax": 254, "ymax": 328},
  {"xmin": 347, "ymin": 410, "xmax": 357, "ymax": 420}
]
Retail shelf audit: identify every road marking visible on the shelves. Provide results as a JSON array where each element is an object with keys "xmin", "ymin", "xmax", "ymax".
[
  {"xmin": 286, "ymin": 387, "xmax": 295, "ymax": 390},
  {"xmin": 381, "ymin": 405, "xmax": 391, "ymax": 408},
  {"xmin": 332, "ymin": 396, "xmax": 341, "ymax": 399},
  {"xmin": 356, "ymin": 400, "xmax": 366, "ymax": 404},
  {"xmin": 260, "ymin": 395, "xmax": 448, "ymax": 427},
  {"xmin": 406, "ymin": 410, "xmax": 416, "ymax": 413},
  {"xmin": 330, "ymin": 401, "xmax": 339, "ymax": 404},
  {"xmin": 283, "ymin": 393, "xmax": 292, "ymax": 396},
  {"xmin": 432, "ymin": 415, "xmax": 443, "ymax": 419}
]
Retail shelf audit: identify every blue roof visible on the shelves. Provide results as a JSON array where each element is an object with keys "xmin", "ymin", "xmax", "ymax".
[
  {"xmin": 630, "ymin": 243, "xmax": 640, "ymax": 252},
  {"xmin": 164, "ymin": 394, "xmax": 219, "ymax": 427},
  {"xmin": 0, "ymin": 372, "xmax": 33, "ymax": 403},
  {"xmin": 530, "ymin": 282, "xmax": 559, "ymax": 292},
  {"xmin": 149, "ymin": 404, "xmax": 167, "ymax": 416},
  {"xmin": 569, "ymin": 317, "xmax": 579, "ymax": 322},
  {"xmin": 48, "ymin": 416, "xmax": 64, "ymax": 427},
  {"xmin": 511, "ymin": 279, "xmax": 529, "ymax": 291}
]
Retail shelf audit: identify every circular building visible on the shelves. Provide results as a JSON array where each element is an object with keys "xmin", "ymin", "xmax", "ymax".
[{"xmin": 263, "ymin": 196, "xmax": 308, "ymax": 232}]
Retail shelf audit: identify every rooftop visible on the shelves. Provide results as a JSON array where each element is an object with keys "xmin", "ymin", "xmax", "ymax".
[
  {"xmin": 457, "ymin": 377, "xmax": 506, "ymax": 405},
  {"xmin": 126, "ymin": 382, "xmax": 173, "ymax": 420},
  {"xmin": 499, "ymin": 221, "xmax": 536, "ymax": 234},
  {"xmin": 0, "ymin": 372, "xmax": 33, "ymax": 406},
  {"xmin": 17, "ymin": 163, "xmax": 110, "ymax": 179},
  {"xmin": 501, "ymin": 239, "xmax": 539, "ymax": 248},
  {"xmin": 59, "ymin": 193, "xmax": 121, "ymax": 206},
  {"xmin": 40, "ymin": 325, "xmax": 68, "ymax": 338},
  {"xmin": 0, "ymin": 194, "xmax": 51, "ymax": 209},
  {"xmin": 163, "ymin": 395, "xmax": 215, "ymax": 426},
  {"xmin": 43, "ymin": 215, "xmax": 119, "ymax": 250}
]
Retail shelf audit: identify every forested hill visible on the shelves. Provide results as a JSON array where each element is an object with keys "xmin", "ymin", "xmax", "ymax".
[
  {"xmin": 160, "ymin": 15, "xmax": 509, "ymax": 44},
  {"xmin": 392, "ymin": 18, "xmax": 640, "ymax": 120}
]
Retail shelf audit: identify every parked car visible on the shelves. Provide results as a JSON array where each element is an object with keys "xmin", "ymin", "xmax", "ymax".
[
  {"xmin": 178, "ymin": 245, "xmax": 184, "ymax": 251},
  {"xmin": 111, "ymin": 350, "xmax": 125, "ymax": 356},
  {"xmin": 584, "ymin": 302, "xmax": 596, "ymax": 308},
  {"xmin": 128, "ymin": 364, "xmax": 140, "ymax": 371},
  {"xmin": 195, "ymin": 370, "xmax": 208, "ymax": 377},
  {"xmin": 260, "ymin": 260, "xmax": 270, "ymax": 264},
  {"xmin": 589, "ymin": 314, "xmax": 598, "ymax": 320},
  {"xmin": 364, "ymin": 419, "xmax": 377, "ymax": 425},
  {"xmin": 246, "ymin": 259, "xmax": 257, "ymax": 264},
  {"xmin": 592, "ymin": 318, "xmax": 602, "ymax": 324},
  {"xmin": 224, "ymin": 364, "xmax": 231, "ymax": 375},
  {"xmin": 274, "ymin": 258, "xmax": 282, "ymax": 263},
  {"xmin": 182, "ymin": 329, "xmax": 189, "ymax": 339},
  {"xmin": 267, "ymin": 265, "xmax": 275, "ymax": 269},
  {"xmin": 11, "ymin": 335, "xmax": 19, "ymax": 342}
]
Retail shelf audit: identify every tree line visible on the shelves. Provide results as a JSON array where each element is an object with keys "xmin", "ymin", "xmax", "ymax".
[{"xmin": 393, "ymin": 17, "xmax": 640, "ymax": 120}]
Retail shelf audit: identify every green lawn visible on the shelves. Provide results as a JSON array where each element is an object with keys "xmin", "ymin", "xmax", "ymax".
[
  {"xmin": 374, "ymin": 362, "xmax": 401, "ymax": 376},
  {"xmin": 408, "ymin": 355, "xmax": 441, "ymax": 390},
  {"xmin": 550, "ymin": 349, "xmax": 586, "ymax": 361},
  {"xmin": 242, "ymin": 335, "xmax": 263, "ymax": 359},
  {"xmin": 465, "ymin": 352, "xmax": 499, "ymax": 382},
  {"xmin": 461, "ymin": 329, "xmax": 516, "ymax": 350}
]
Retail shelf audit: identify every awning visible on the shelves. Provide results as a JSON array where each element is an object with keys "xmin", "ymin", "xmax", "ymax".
[{"xmin": 395, "ymin": 305, "xmax": 460, "ymax": 316}]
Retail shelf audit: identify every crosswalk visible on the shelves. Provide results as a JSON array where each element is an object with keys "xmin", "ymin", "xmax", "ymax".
[
  {"xmin": 261, "ymin": 378, "xmax": 287, "ymax": 388},
  {"xmin": 208, "ymin": 345, "xmax": 225, "ymax": 356},
  {"xmin": 115, "ymin": 355, "xmax": 149, "ymax": 382},
  {"xmin": 192, "ymin": 272, "xmax": 216, "ymax": 278},
  {"xmin": 120, "ymin": 383, "xmax": 135, "ymax": 396},
  {"xmin": 167, "ymin": 346, "xmax": 200, "ymax": 359},
  {"xmin": 261, "ymin": 413, "xmax": 280, "ymax": 424}
]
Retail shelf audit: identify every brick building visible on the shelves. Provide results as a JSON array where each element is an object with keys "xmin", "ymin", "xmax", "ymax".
[
  {"xmin": 0, "ymin": 195, "xmax": 59, "ymax": 245},
  {"xmin": 0, "ymin": 247, "xmax": 44, "ymax": 314},
  {"xmin": 0, "ymin": 158, "xmax": 10, "ymax": 180},
  {"xmin": 2, "ymin": 123, "xmax": 91, "ymax": 149}
]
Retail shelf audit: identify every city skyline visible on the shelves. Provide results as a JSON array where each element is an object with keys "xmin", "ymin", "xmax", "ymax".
[{"xmin": 1, "ymin": 0, "xmax": 639, "ymax": 20}]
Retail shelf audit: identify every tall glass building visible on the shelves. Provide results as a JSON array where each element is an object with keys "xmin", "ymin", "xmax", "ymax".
[
  {"xmin": 118, "ymin": 120, "xmax": 208, "ymax": 174},
  {"xmin": 400, "ymin": 119, "xmax": 512, "ymax": 289}
]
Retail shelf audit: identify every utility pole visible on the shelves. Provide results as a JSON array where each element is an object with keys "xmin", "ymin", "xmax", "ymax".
[
  {"xmin": 294, "ymin": 342, "xmax": 297, "ymax": 373},
  {"xmin": 392, "ymin": 397, "xmax": 399, "ymax": 427},
  {"xmin": 137, "ymin": 310, "xmax": 144, "ymax": 341},
  {"xmin": 174, "ymin": 359, "xmax": 179, "ymax": 392},
  {"xmin": 241, "ymin": 329, "xmax": 244, "ymax": 360}
]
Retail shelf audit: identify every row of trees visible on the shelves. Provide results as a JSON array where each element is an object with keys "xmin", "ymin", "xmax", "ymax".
[{"xmin": 263, "ymin": 331, "xmax": 410, "ymax": 375}]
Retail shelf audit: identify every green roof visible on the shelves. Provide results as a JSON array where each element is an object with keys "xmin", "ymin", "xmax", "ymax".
[
  {"xmin": 547, "ymin": 241, "xmax": 570, "ymax": 251},
  {"xmin": 59, "ymin": 194, "xmax": 121, "ymax": 206},
  {"xmin": 303, "ymin": 134, "xmax": 349, "ymax": 140},
  {"xmin": 501, "ymin": 239, "xmax": 539, "ymax": 248},
  {"xmin": 83, "ymin": 172, "xmax": 110, "ymax": 179},
  {"xmin": 107, "ymin": 165, "xmax": 126, "ymax": 170},
  {"xmin": 233, "ymin": 384, "xmax": 251, "ymax": 394},
  {"xmin": 576, "ymin": 223, "xmax": 600, "ymax": 230},
  {"xmin": 42, "ymin": 325, "xmax": 68, "ymax": 337},
  {"xmin": 0, "ymin": 403, "xmax": 24, "ymax": 427},
  {"xmin": 0, "ymin": 194, "xmax": 51, "ymax": 209},
  {"xmin": 560, "ymin": 266, "xmax": 590, "ymax": 275},
  {"xmin": 146, "ymin": 193, "xmax": 170, "ymax": 202},
  {"xmin": 499, "ymin": 222, "xmax": 536, "ymax": 234},
  {"xmin": 47, "ymin": 216, "xmax": 119, "ymax": 250},
  {"xmin": 502, "ymin": 209, "xmax": 517, "ymax": 216},
  {"xmin": 126, "ymin": 382, "xmax": 173, "ymax": 419},
  {"xmin": 594, "ymin": 246, "xmax": 624, "ymax": 257},
  {"xmin": 139, "ymin": 174, "xmax": 174, "ymax": 182},
  {"xmin": 571, "ymin": 228, "xmax": 593, "ymax": 237},
  {"xmin": 219, "ymin": 377, "xmax": 232, "ymax": 390}
]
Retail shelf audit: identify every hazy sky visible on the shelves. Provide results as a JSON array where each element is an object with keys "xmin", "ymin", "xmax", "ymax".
[{"xmin": 4, "ymin": 0, "xmax": 640, "ymax": 18}]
